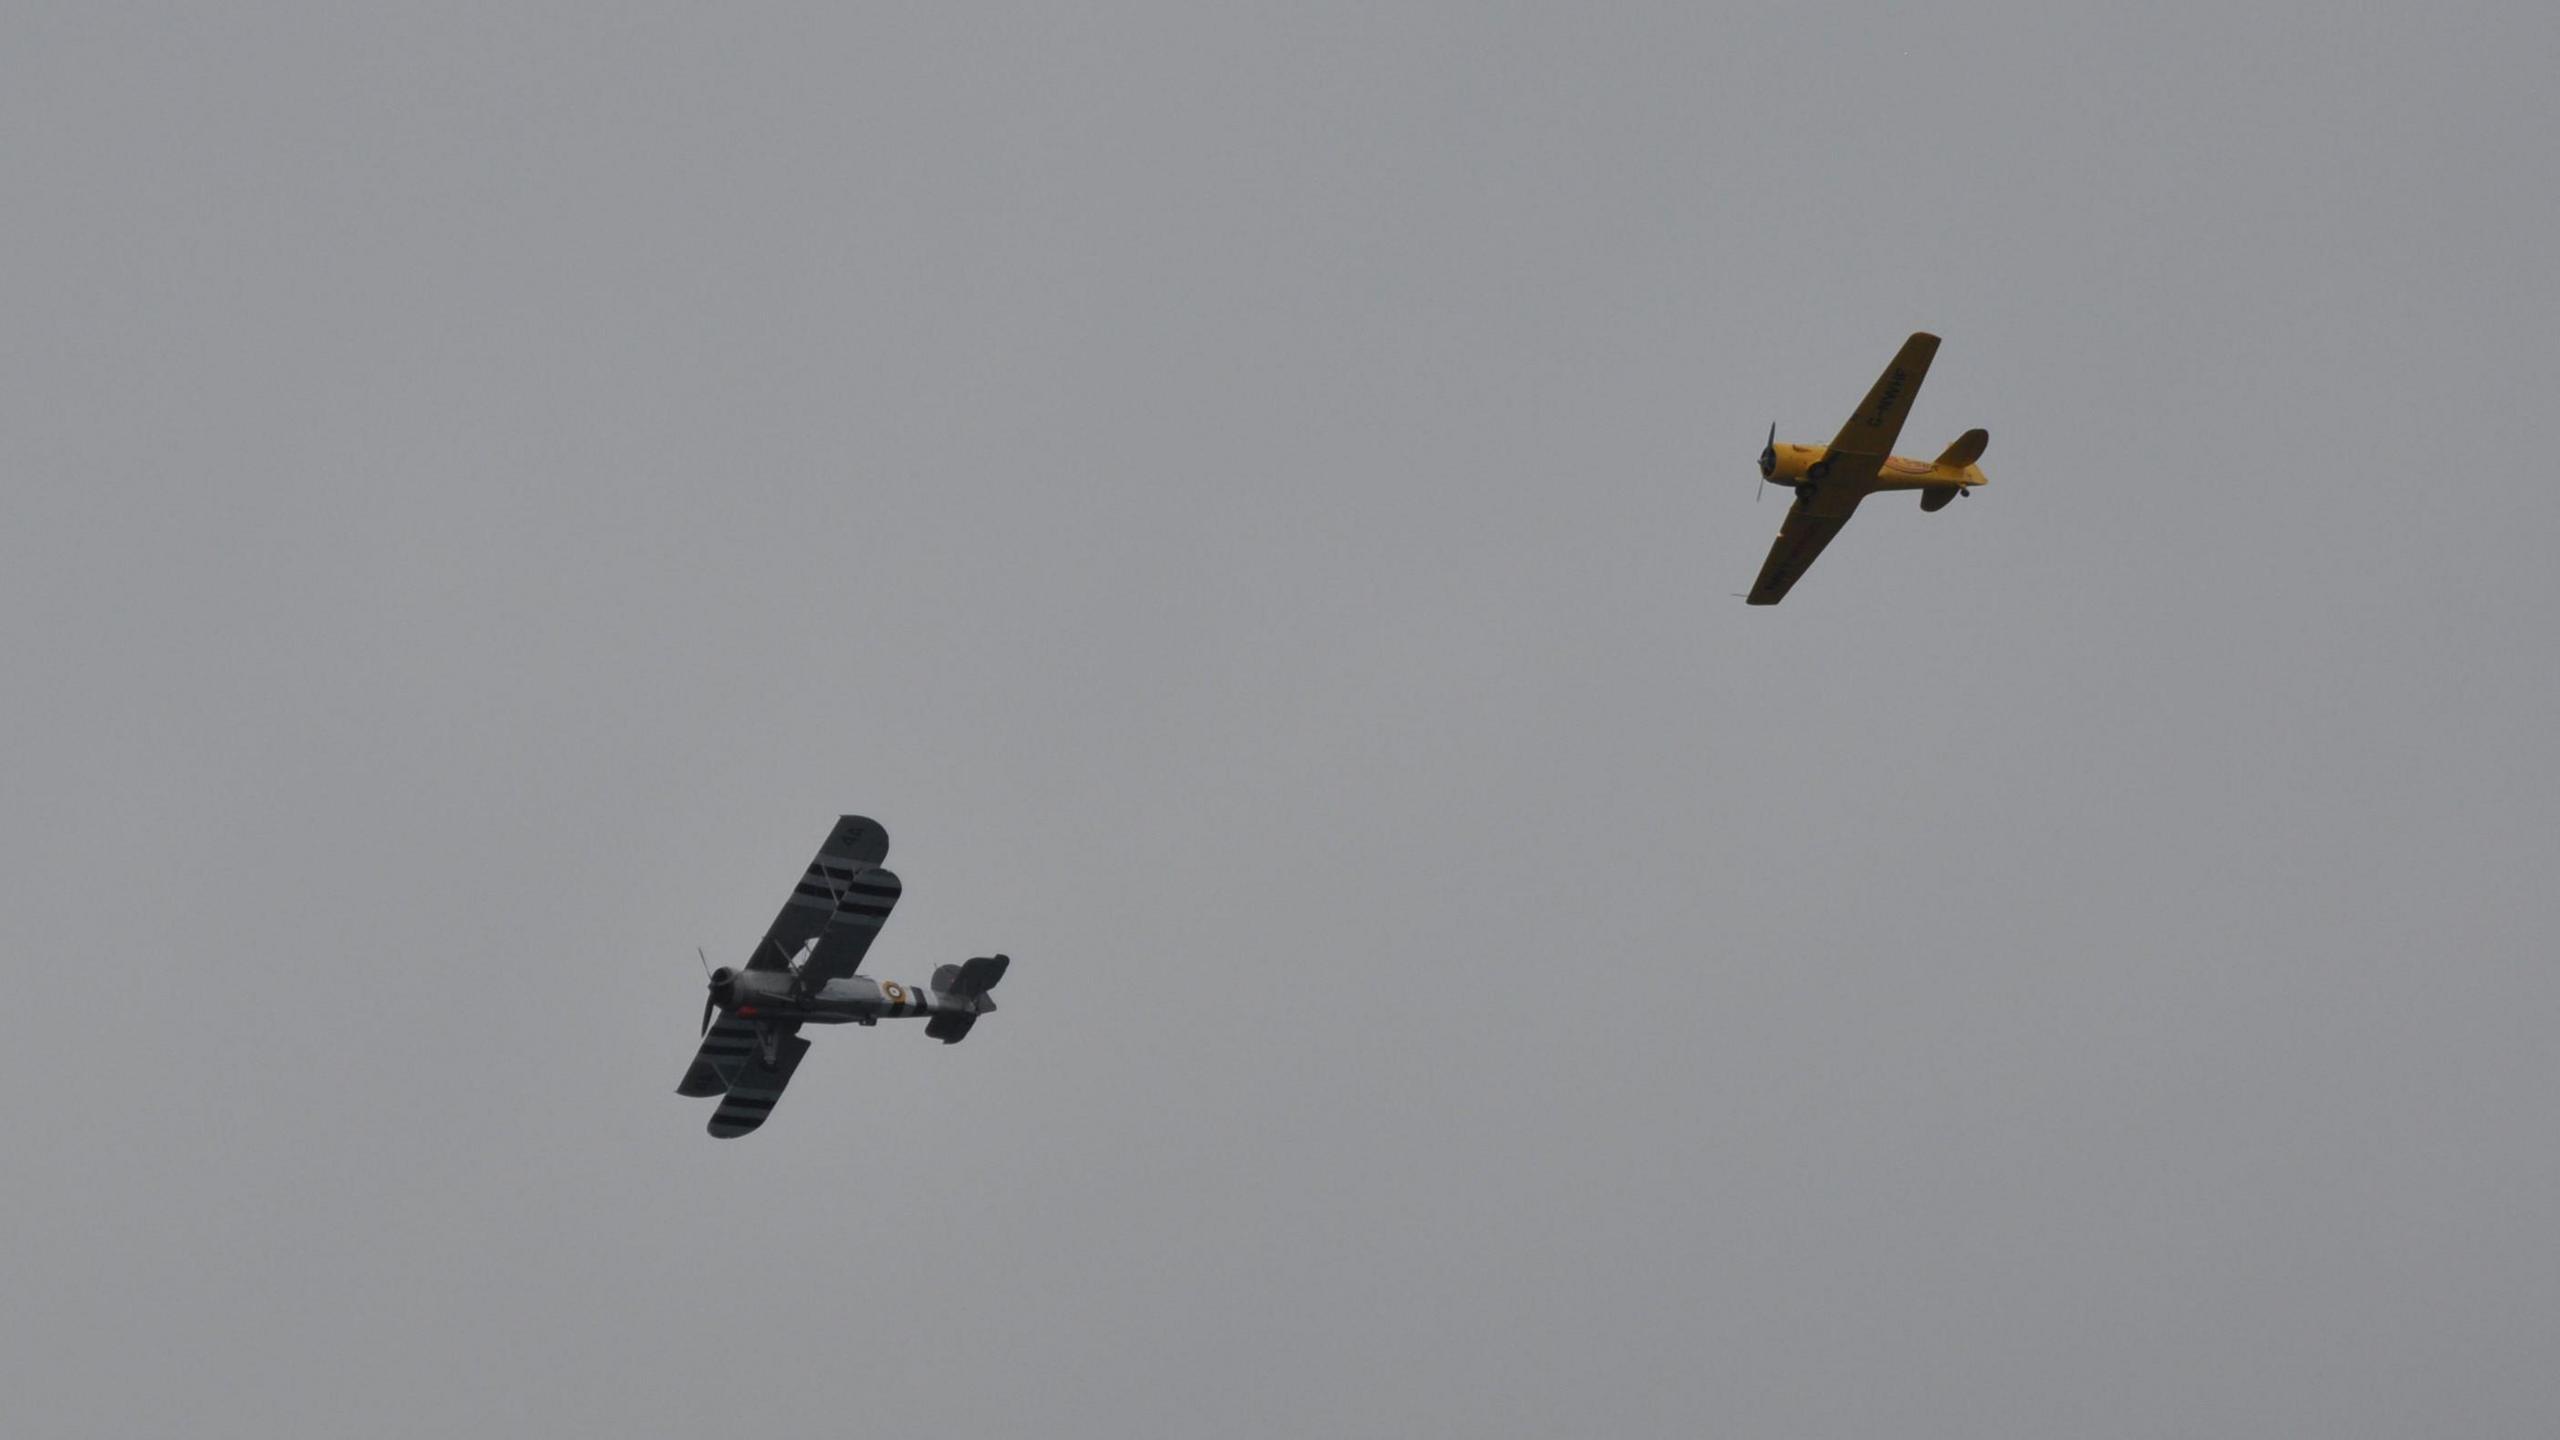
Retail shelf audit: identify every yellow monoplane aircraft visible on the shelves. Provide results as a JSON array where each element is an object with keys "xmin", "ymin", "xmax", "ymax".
[{"xmin": 1746, "ymin": 332, "xmax": 1987, "ymax": 605}]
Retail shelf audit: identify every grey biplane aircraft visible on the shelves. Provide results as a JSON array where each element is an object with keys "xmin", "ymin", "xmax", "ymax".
[
  {"xmin": 1747, "ymin": 331, "xmax": 1989, "ymax": 605},
  {"xmin": 677, "ymin": 815, "xmax": 1010, "ymax": 1138}
]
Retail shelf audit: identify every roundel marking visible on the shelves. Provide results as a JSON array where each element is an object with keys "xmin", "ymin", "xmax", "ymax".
[{"xmin": 882, "ymin": 981, "xmax": 907, "ymax": 1005}]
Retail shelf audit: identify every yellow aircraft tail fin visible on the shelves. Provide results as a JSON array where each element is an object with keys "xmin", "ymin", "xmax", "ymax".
[{"xmin": 1934, "ymin": 428, "xmax": 1989, "ymax": 469}]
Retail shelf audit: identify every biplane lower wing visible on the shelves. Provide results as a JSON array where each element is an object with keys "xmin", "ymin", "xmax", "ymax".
[
  {"xmin": 707, "ymin": 1028, "xmax": 812, "ymax": 1138},
  {"xmin": 1748, "ymin": 492, "xmax": 1863, "ymax": 606},
  {"xmin": 798, "ymin": 868, "xmax": 901, "ymax": 988},
  {"xmin": 677, "ymin": 1013, "xmax": 761, "ymax": 1096}
]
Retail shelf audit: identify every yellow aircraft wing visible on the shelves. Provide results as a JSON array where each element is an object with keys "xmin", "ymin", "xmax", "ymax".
[
  {"xmin": 1747, "ymin": 489, "xmax": 1864, "ymax": 606},
  {"xmin": 1745, "ymin": 332, "xmax": 1940, "ymax": 605},
  {"xmin": 1824, "ymin": 332, "xmax": 1939, "ymax": 471}
]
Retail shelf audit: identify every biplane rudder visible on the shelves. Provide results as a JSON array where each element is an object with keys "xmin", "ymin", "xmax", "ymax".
[{"xmin": 925, "ymin": 954, "xmax": 1010, "ymax": 1044}]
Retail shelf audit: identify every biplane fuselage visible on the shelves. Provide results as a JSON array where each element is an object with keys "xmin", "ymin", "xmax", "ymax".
[{"xmin": 706, "ymin": 965, "xmax": 991, "ymax": 1029}]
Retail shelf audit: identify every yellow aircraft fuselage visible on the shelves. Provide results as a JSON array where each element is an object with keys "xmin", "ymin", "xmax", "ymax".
[{"xmin": 1763, "ymin": 442, "xmax": 1986, "ymax": 497}]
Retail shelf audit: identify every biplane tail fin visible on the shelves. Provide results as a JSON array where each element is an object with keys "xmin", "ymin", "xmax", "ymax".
[
  {"xmin": 926, "ymin": 954, "xmax": 1010, "ymax": 1044},
  {"xmin": 945, "ymin": 953, "xmax": 1010, "ymax": 998}
]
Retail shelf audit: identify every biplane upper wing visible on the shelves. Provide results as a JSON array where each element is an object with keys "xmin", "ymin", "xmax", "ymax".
[
  {"xmin": 1747, "ymin": 488, "xmax": 1865, "ymax": 605},
  {"xmin": 1824, "ymin": 332, "xmax": 1939, "ymax": 472},
  {"xmin": 744, "ymin": 815, "xmax": 892, "ymax": 973}
]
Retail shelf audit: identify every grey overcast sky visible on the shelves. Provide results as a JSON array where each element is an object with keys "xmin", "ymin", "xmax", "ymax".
[{"xmin": 6, "ymin": 3, "xmax": 2558, "ymax": 1436}]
